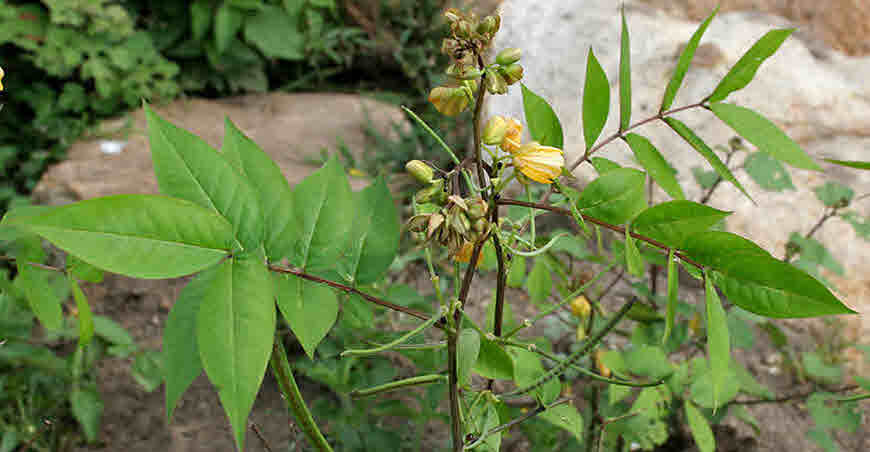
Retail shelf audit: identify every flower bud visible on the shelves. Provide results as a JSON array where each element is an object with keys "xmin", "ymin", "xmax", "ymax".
[
  {"xmin": 477, "ymin": 15, "xmax": 500, "ymax": 36},
  {"xmin": 444, "ymin": 8, "xmax": 462, "ymax": 23},
  {"xmin": 495, "ymin": 48, "xmax": 521, "ymax": 65},
  {"xmin": 415, "ymin": 179, "xmax": 446, "ymax": 204},
  {"xmin": 482, "ymin": 116, "xmax": 508, "ymax": 145},
  {"xmin": 485, "ymin": 70, "xmax": 508, "ymax": 94},
  {"xmin": 446, "ymin": 64, "xmax": 483, "ymax": 81},
  {"xmin": 499, "ymin": 63, "xmax": 524, "ymax": 85},
  {"xmin": 428, "ymin": 85, "xmax": 470, "ymax": 116},
  {"xmin": 594, "ymin": 350, "xmax": 611, "ymax": 377},
  {"xmin": 427, "ymin": 213, "xmax": 445, "ymax": 238},
  {"xmin": 569, "ymin": 295, "xmax": 591, "ymax": 319},
  {"xmin": 406, "ymin": 160, "xmax": 434, "ymax": 184},
  {"xmin": 455, "ymin": 19, "xmax": 473, "ymax": 39},
  {"xmin": 407, "ymin": 214, "xmax": 430, "ymax": 233},
  {"xmin": 466, "ymin": 197, "xmax": 488, "ymax": 220}
]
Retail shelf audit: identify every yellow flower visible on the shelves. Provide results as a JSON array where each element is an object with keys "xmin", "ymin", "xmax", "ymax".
[
  {"xmin": 0, "ymin": 66, "xmax": 4, "ymax": 91},
  {"xmin": 512, "ymin": 142, "xmax": 564, "ymax": 184},
  {"xmin": 500, "ymin": 117, "xmax": 523, "ymax": 154}
]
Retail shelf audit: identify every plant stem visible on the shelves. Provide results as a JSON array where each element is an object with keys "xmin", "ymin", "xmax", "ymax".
[
  {"xmin": 269, "ymin": 339, "xmax": 333, "ymax": 452},
  {"xmin": 495, "ymin": 198, "xmax": 704, "ymax": 270},
  {"xmin": 463, "ymin": 397, "xmax": 573, "ymax": 449},
  {"xmin": 569, "ymin": 101, "xmax": 707, "ymax": 171},
  {"xmin": 268, "ymin": 264, "xmax": 434, "ymax": 323},
  {"xmin": 730, "ymin": 384, "xmax": 858, "ymax": 406},
  {"xmin": 447, "ymin": 334, "xmax": 464, "ymax": 452}
]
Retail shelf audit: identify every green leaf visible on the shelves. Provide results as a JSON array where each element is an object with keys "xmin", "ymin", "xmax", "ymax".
[
  {"xmin": 93, "ymin": 316, "xmax": 133, "ymax": 346},
  {"xmin": 221, "ymin": 118, "xmax": 296, "ymax": 262},
  {"xmin": 624, "ymin": 229, "xmax": 644, "ymax": 277},
  {"xmin": 743, "ymin": 151, "xmax": 795, "ymax": 191},
  {"xmin": 582, "ymin": 48, "xmax": 610, "ymax": 150},
  {"xmin": 67, "ymin": 254, "xmax": 104, "ymax": 283},
  {"xmin": 165, "ymin": 267, "xmax": 216, "ymax": 421},
  {"xmin": 802, "ymin": 352, "xmax": 842, "ymax": 385},
  {"xmin": 474, "ymin": 338, "xmax": 514, "ymax": 380},
  {"xmin": 682, "ymin": 231, "xmax": 769, "ymax": 268},
  {"xmin": 660, "ymin": 7, "xmax": 718, "ymax": 111},
  {"xmin": 684, "ymin": 401, "xmax": 715, "ymax": 452},
  {"xmin": 273, "ymin": 273, "xmax": 338, "ymax": 359},
  {"xmin": 5, "ymin": 195, "xmax": 233, "ymax": 279},
  {"xmin": 705, "ymin": 273, "xmax": 730, "ymax": 410},
  {"xmin": 727, "ymin": 309, "xmax": 757, "ymax": 349},
  {"xmin": 132, "ymin": 350, "xmax": 164, "ymax": 393},
  {"xmin": 506, "ymin": 256, "xmax": 526, "ymax": 288},
  {"xmin": 146, "ymin": 105, "xmax": 263, "ymax": 251},
  {"xmin": 590, "ymin": 156, "xmax": 621, "ymax": 174},
  {"xmin": 708, "ymin": 29, "xmax": 793, "ymax": 102},
  {"xmin": 664, "ymin": 117, "xmax": 752, "ymax": 201},
  {"xmin": 690, "ymin": 365, "xmax": 740, "ymax": 408},
  {"xmin": 813, "ymin": 181, "xmax": 854, "ymax": 208},
  {"xmin": 69, "ymin": 277, "xmax": 94, "ymax": 346},
  {"xmin": 632, "ymin": 200, "xmax": 731, "ymax": 249},
  {"xmin": 788, "ymin": 233, "xmax": 844, "ymax": 276},
  {"xmin": 540, "ymin": 403, "xmax": 584, "ymax": 442},
  {"xmin": 290, "ymin": 156, "xmax": 353, "ymax": 274},
  {"xmin": 511, "ymin": 348, "xmax": 560, "ymax": 404},
  {"xmin": 70, "ymin": 387, "xmax": 103, "ymax": 443},
  {"xmin": 190, "ymin": 1, "xmax": 212, "ymax": 41},
  {"xmin": 710, "ymin": 102, "xmax": 821, "ymax": 171},
  {"xmin": 15, "ymin": 264, "xmax": 62, "ymax": 330},
  {"xmin": 215, "ymin": 3, "xmax": 244, "ymax": 53},
  {"xmin": 341, "ymin": 293, "xmax": 374, "ymax": 330},
  {"xmin": 663, "ymin": 249, "xmax": 677, "ymax": 343},
  {"xmin": 619, "ymin": 9, "xmax": 631, "ymax": 131},
  {"xmin": 691, "ymin": 167, "xmax": 719, "ymax": 190},
  {"xmin": 623, "ymin": 134, "xmax": 684, "ymax": 200},
  {"xmin": 197, "ymin": 251, "xmax": 276, "ymax": 450},
  {"xmin": 526, "ymin": 259, "xmax": 552, "ymax": 305},
  {"xmin": 733, "ymin": 361, "xmax": 773, "ymax": 399},
  {"xmin": 244, "ymin": 6, "xmax": 304, "ymax": 60},
  {"xmin": 807, "ymin": 428, "xmax": 839, "ymax": 452},
  {"xmin": 458, "ymin": 329, "xmax": 481, "ymax": 387},
  {"xmin": 576, "ymin": 168, "xmax": 646, "ymax": 225},
  {"xmin": 624, "ymin": 345, "xmax": 673, "ymax": 380},
  {"xmin": 731, "ymin": 405, "xmax": 760, "ymax": 435},
  {"xmin": 808, "ymin": 392, "xmax": 861, "ymax": 432},
  {"xmin": 823, "ymin": 159, "xmax": 870, "ymax": 170},
  {"xmin": 340, "ymin": 177, "xmax": 400, "ymax": 285},
  {"xmin": 521, "ymin": 84, "xmax": 564, "ymax": 149},
  {"xmin": 841, "ymin": 211, "xmax": 870, "ymax": 240}
]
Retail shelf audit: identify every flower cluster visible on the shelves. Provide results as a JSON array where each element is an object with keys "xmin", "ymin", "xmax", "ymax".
[
  {"xmin": 428, "ymin": 9, "xmax": 524, "ymax": 116},
  {"xmin": 482, "ymin": 115, "xmax": 565, "ymax": 184}
]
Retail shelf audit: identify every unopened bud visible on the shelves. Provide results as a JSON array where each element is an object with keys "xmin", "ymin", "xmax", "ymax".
[
  {"xmin": 446, "ymin": 64, "xmax": 483, "ymax": 80},
  {"xmin": 428, "ymin": 85, "xmax": 470, "ymax": 116},
  {"xmin": 477, "ymin": 15, "xmax": 500, "ymax": 35},
  {"xmin": 482, "ymin": 116, "xmax": 508, "ymax": 145},
  {"xmin": 407, "ymin": 214, "xmax": 430, "ymax": 233},
  {"xmin": 569, "ymin": 295, "xmax": 591, "ymax": 319},
  {"xmin": 406, "ymin": 160, "xmax": 434, "ymax": 184},
  {"xmin": 444, "ymin": 8, "xmax": 462, "ymax": 23},
  {"xmin": 415, "ymin": 179, "xmax": 446, "ymax": 204},
  {"xmin": 594, "ymin": 350, "xmax": 611, "ymax": 377},
  {"xmin": 499, "ymin": 63, "xmax": 524, "ymax": 85},
  {"xmin": 467, "ymin": 197, "xmax": 488, "ymax": 219},
  {"xmin": 485, "ymin": 70, "xmax": 508, "ymax": 94},
  {"xmin": 495, "ymin": 48, "xmax": 521, "ymax": 65}
]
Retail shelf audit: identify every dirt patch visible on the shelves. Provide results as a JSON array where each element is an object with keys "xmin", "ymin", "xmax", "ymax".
[{"xmin": 640, "ymin": 0, "xmax": 870, "ymax": 55}]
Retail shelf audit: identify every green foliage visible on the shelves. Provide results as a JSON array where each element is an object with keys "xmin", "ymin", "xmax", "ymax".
[{"xmin": 522, "ymin": 83, "xmax": 564, "ymax": 149}]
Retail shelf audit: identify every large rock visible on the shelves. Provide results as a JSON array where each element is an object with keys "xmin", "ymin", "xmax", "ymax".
[
  {"xmin": 489, "ymin": 0, "xmax": 870, "ymax": 314},
  {"xmin": 34, "ymin": 92, "xmax": 405, "ymax": 203}
]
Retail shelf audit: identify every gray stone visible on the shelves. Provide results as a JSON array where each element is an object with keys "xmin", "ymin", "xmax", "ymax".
[{"xmin": 488, "ymin": 0, "xmax": 870, "ymax": 317}]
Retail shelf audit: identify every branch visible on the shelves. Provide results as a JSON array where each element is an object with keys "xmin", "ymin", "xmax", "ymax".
[
  {"xmin": 495, "ymin": 198, "xmax": 704, "ymax": 270},
  {"xmin": 730, "ymin": 384, "xmax": 859, "ymax": 406},
  {"xmin": 569, "ymin": 101, "xmax": 707, "ymax": 171},
  {"xmin": 268, "ymin": 264, "xmax": 434, "ymax": 323}
]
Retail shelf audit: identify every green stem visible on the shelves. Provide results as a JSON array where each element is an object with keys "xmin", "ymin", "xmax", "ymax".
[
  {"xmin": 342, "ymin": 312, "xmax": 443, "ymax": 357},
  {"xmin": 270, "ymin": 339, "xmax": 333, "ymax": 452},
  {"xmin": 350, "ymin": 374, "xmax": 447, "ymax": 398}
]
